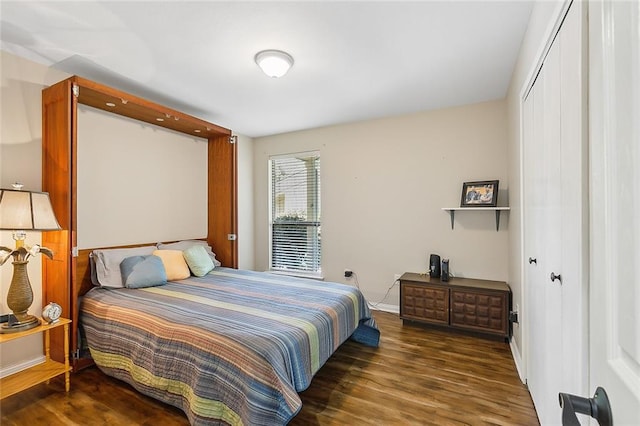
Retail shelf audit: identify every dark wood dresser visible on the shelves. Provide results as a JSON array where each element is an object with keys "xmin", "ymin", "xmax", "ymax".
[{"xmin": 399, "ymin": 272, "xmax": 511, "ymax": 340}]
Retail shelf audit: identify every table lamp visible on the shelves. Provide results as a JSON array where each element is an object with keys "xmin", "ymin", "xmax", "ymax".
[{"xmin": 0, "ymin": 183, "xmax": 61, "ymax": 333}]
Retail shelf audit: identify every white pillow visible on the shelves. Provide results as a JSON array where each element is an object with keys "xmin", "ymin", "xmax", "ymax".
[
  {"xmin": 157, "ymin": 240, "xmax": 221, "ymax": 267},
  {"xmin": 93, "ymin": 246, "xmax": 157, "ymax": 288}
]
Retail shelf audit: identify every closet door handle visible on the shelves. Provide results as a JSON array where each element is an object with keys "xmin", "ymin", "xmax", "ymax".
[
  {"xmin": 559, "ymin": 387, "xmax": 612, "ymax": 426},
  {"xmin": 550, "ymin": 272, "xmax": 562, "ymax": 283},
  {"xmin": 528, "ymin": 257, "xmax": 537, "ymax": 265}
]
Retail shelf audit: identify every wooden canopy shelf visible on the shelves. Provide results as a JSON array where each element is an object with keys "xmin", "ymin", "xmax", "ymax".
[{"xmin": 74, "ymin": 77, "xmax": 228, "ymax": 139}]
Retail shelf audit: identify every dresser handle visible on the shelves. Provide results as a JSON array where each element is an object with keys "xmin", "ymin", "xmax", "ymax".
[
  {"xmin": 550, "ymin": 272, "xmax": 562, "ymax": 283},
  {"xmin": 528, "ymin": 257, "xmax": 537, "ymax": 265}
]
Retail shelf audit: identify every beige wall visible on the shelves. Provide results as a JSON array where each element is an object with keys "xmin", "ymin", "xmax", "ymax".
[
  {"xmin": 506, "ymin": 0, "xmax": 567, "ymax": 375},
  {"xmin": 254, "ymin": 100, "xmax": 510, "ymax": 309},
  {"xmin": 76, "ymin": 105, "xmax": 209, "ymax": 248},
  {"xmin": 77, "ymin": 105, "xmax": 256, "ymax": 264}
]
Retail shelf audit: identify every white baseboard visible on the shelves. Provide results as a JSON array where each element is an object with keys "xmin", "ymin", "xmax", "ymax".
[
  {"xmin": 369, "ymin": 303, "xmax": 399, "ymax": 314},
  {"xmin": 509, "ymin": 338, "xmax": 526, "ymax": 384},
  {"xmin": 0, "ymin": 355, "xmax": 45, "ymax": 379}
]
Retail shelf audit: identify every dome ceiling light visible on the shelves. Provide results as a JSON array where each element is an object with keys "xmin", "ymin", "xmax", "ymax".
[{"xmin": 254, "ymin": 50, "xmax": 294, "ymax": 78}]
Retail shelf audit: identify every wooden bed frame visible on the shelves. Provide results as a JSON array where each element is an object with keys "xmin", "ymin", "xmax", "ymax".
[{"xmin": 41, "ymin": 76, "xmax": 237, "ymax": 368}]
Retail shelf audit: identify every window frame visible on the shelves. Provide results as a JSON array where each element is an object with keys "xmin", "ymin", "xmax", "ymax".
[{"xmin": 268, "ymin": 150, "xmax": 322, "ymax": 278}]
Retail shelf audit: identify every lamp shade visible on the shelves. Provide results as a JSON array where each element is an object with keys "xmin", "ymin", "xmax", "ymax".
[
  {"xmin": 255, "ymin": 50, "xmax": 294, "ymax": 78},
  {"xmin": 0, "ymin": 188, "xmax": 61, "ymax": 231}
]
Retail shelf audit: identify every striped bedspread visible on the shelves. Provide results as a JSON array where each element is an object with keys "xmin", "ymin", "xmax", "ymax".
[{"xmin": 80, "ymin": 268, "xmax": 380, "ymax": 425}]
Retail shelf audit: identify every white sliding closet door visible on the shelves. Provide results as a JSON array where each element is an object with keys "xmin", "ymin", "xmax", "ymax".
[
  {"xmin": 523, "ymin": 66, "xmax": 542, "ymax": 413},
  {"xmin": 523, "ymin": 2, "xmax": 587, "ymax": 424},
  {"xmin": 524, "ymin": 35, "xmax": 564, "ymax": 425}
]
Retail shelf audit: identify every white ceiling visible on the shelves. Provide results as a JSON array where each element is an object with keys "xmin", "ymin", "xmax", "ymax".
[{"xmin": 1, "ymin": 1, "xmax": 533, "ymax": 138}]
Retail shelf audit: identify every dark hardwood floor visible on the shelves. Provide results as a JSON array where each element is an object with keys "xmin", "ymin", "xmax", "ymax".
[{"xmin": 1, "ymin": 311, "xmax": 539, "ymax": 425}]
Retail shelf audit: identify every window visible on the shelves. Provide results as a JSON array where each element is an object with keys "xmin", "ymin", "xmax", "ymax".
[{"xmin": 269, "ymin": 151, "xmax": 321, "ymax": 275}]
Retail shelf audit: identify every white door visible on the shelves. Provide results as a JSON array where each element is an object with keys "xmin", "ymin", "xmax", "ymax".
[
  {"xmin": 525, "ymin": 33, "xmax": 565, "ymax": 425},
  {"xmin": 557, "ymin": 1, "xmax": 589, "ymax": 404},
  {"xmin": 524, "ymin": 2, "xmax": 588, "ymax": 423},
  {"xmin": 541, "ymin": 33, "xmax": 565, "ymax": 425},
  {"xmin": 588, "ymin": 0, "xmax": 640, "ymax": 423},
  {"xmin": 522, "ymin": 61, "xmax": 546, "ymax": 418},
  {"xmin": 523, "ymin": 63, "xmax": 546, "ymax": 421}
]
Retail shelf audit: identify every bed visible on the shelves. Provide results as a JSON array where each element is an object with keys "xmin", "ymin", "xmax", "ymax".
[{"xmin": 80, "ymin": 266, "xmax": 380, "ymax": 425}]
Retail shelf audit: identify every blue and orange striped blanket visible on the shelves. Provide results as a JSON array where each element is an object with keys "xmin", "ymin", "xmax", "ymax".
[{"xmin": 81, "ymin": 268, "xmax": 379, "ymax": 425}]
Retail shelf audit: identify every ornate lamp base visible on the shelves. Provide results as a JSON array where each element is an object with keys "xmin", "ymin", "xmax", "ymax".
[
  {"xmin": 0, "ymin": 314, "xmax": 40, "ymax": 333},
  {"xmin": 1, "ymin": 260, "xmax": 40, "ymax": 333}
]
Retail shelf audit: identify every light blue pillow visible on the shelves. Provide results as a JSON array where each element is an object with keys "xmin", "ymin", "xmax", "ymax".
[
  {"xmin": 183, "ymin": 245, "xmax": 215, "ymax": 277},
  {"xmin": 120, "ymin": 255, "xmax": 167, "ymax": 288}
]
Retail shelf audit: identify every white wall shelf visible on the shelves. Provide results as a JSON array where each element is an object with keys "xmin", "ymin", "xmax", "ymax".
[{"xmin": 442, "ymin": 207, "xmax": 510, "ymax": 231}]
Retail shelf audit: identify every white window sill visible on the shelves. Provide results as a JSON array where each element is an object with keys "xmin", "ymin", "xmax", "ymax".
[{"xmin": 267, "ymin": 270, "xmax": 325, "ymax": 281}]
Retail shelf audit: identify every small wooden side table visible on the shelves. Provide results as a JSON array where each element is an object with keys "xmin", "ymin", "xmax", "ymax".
[{"xmin": 0, "ymin": 318, "xmax": 71, "ymax": 399}]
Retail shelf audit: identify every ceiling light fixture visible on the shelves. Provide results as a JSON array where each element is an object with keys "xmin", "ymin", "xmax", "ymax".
[{"xmin": 255, "ymin": 50, "xmax": 294, "ymax": 78}]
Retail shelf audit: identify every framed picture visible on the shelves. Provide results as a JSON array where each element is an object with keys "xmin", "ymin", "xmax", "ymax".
[{"xmin": 460, "ymin": 180, "xmax": 499, "ymax": 207}]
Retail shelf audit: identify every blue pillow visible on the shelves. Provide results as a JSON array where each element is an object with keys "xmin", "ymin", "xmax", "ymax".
[{"xmin": 120, "ymin": 255, "xmax": 167, "ymax": 288}]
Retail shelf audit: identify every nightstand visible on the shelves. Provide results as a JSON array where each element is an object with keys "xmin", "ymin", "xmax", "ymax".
[{"xmin": 0, "ymin": 318, "xmax": 71, "ymax": 399}]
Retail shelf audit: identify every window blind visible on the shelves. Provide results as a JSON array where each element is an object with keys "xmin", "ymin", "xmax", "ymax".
[{"xmin": 270, "ymin": 152, "xmax": 321, "ymax": 274}]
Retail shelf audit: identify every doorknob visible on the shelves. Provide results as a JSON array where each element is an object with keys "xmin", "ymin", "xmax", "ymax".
[
  {"xmin": 528, "ymin": 257, "xmax": 537, "ymax": 264},
  {"xmin": 559, "ymin": 387, "xmax": 612, "ymax": 426},
  {"xmin": 550, "ymin": 272, "xmax": 562, "ymax": 283}
]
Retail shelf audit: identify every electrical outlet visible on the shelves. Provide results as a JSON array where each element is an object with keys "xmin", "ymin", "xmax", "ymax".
[
  {"xmin": 510, "ymin": 304, "xmax": 520, "ymax": 325},
  {"xmin": 344, "ymin": 269, "xmax": 353, "ymax": 278}
]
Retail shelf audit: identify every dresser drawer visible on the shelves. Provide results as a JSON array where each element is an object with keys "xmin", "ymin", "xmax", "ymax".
[
  {"xmin": 450, "ymin": 289, "xmax": 508, "ymax": 336},
  {"xmin": 401, "ymin": 283, "xmax": 449, "ymax": 324}
]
